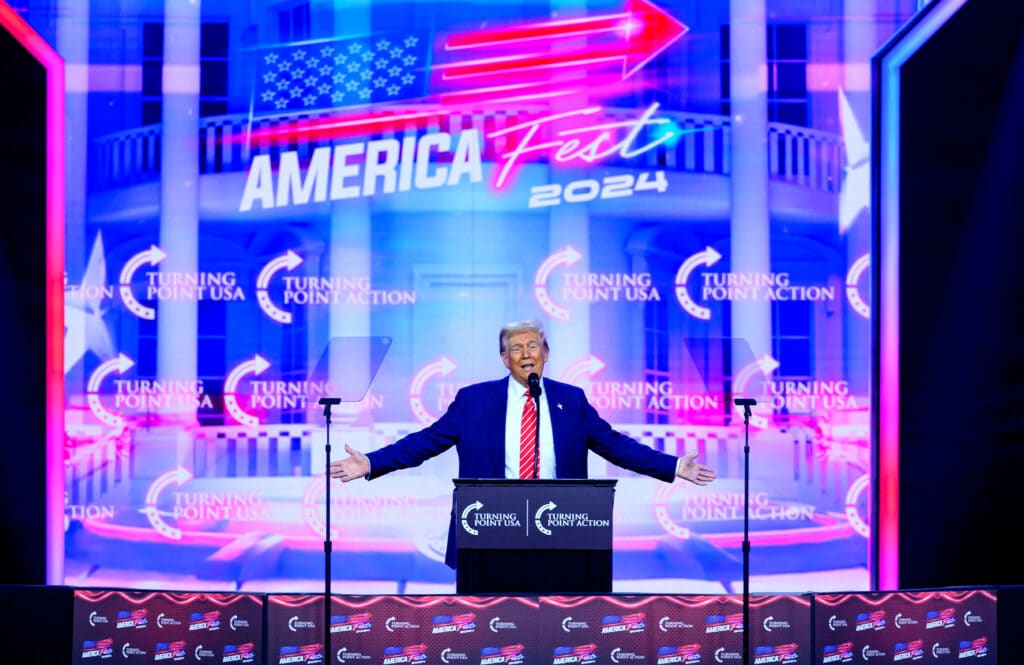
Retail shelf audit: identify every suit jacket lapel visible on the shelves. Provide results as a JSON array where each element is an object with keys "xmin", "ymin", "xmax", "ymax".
[
  {"xmin": 544, "ymin": 380, "xmax": 570, "ymax": 474},
  {"xmin": 484, "ymin": 377, "xmax": 510, "ymax": 477}
]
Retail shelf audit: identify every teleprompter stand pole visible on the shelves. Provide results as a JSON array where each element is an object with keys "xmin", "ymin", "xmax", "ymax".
[
  {"xmin": 734, "ymin": 397, "xmax": 756, "ymax": 665},
  {"xmin": 319, "ymin": 396, "xmax": 341, "ymax": 662}
]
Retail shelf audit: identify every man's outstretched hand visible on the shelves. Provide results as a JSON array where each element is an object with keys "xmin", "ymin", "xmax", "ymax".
[
  {"xmin": 329, "ymin": 444, "xmax": 370, "ymax": 482},
  {"xmin": 677, "ymin": 451, "xmax": 717, "ymax": 486}
]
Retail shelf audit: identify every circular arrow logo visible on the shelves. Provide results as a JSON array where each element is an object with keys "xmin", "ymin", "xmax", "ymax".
[
  {"xmin": 844, "ymin": 473, "xmax": 871, "ymax": 538},
  {"xmin": 534, "ymin": 245, "xmax": 583, "ymax": 321},
  {"xmin": 256, "ymin": 250, "xmax": 303, "ymax": 324},
  {"xmin": 652, "ymin": 482, "xmax": 691, "ymax": 539},
  {"xmin": 86, "ymin": 353, "xmax": 135, "ymax": 435},
  {"xmin": 674, "ymin": 246, "xmax": 722, "ymax": 320},
  {"xmin": 845, "ymin": 253, "xmax": 870, "ymax": 319},
  {"xmin": 119, "ymin": 244, "xmax": 167, "ymax": 320},
  {"xmin": 141, "ymin": 466, "xmax": 194, "ymax": 540},
  {"xmin": 732, "ymin": 354, "xmax": 779, "ymax": 430},
  {"xmin": 460, "ymin": 500, "xmax": 483, "ymax": 535},
  {"xmin": 534, "ymin": 501, "xmax": 555, "ymax": 536},
  {"xmin": 223, "ymin": 354, "xmax": 271, "ymax": 428},
  {"xmin": 409, "ymin": 356, "xmax": 457, "ymax": 426}
]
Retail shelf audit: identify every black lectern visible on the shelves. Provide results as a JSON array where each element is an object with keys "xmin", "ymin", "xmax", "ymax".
[{"xmin": 453, "ymin": 478, "xmax": 617, "ymax": 594}]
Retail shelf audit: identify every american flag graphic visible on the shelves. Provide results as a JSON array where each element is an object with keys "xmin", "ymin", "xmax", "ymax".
[{"xmin": 252, "ymin": 33, "xmax": 429, "ymax": 114}]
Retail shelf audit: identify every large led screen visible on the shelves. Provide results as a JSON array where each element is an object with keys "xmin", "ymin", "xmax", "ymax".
[{"xmin": 43, "ymin": 0, "xmax": 919, "ymax": 593}]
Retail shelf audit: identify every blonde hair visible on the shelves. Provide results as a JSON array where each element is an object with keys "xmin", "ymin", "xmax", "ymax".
[{"xmin": 499, "ymin": 319, "xmax": 549, "ymax": 354}]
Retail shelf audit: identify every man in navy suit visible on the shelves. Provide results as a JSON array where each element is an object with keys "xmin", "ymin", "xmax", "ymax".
[{"xmin": 329, "ymin": 319, "xmax": 718, "ymax": 568}]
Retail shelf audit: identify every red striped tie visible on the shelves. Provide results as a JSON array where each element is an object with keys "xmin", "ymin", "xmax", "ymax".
[{"xmin": 519, "ymin": 390, "xmax": 537, "ymax": 479}]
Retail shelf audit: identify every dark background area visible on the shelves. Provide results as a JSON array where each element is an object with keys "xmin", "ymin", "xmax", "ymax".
[
  {"xmin": 893, "ymin": 0, "xmax": 1024, "ymax": 589},
  {"xmin": 0, "ymin": 17, "xmax": 49, "ymax": 587}
]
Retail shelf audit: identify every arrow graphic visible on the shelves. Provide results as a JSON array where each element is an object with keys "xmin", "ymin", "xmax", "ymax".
[
  {"xmin": 237, "ymin": 1, "xmax": 688, "ymax": 153},
  {"xmin": 534, "ymin": 245, "xmax": 583, "ymax": 321},
  {"xmin": 845, "ymin": 253, "xmax": 871, "ymax": 319},
  {"xmin": 674, "ymin": 246, "xmax": 723, "ymax": 320},
  {"xmin": 460, "ymin": 500, "xmax": 483, "ymax": 536},
  {"xmin": 409, "ymin": 356, "xmax": 458, "ymax": 426},
  {"xmin": 534, "ymin": 501, "xmax": 556, "ymax": 536},
  {"xmin": 223, "ymin": 354, "xmax": 272, "ymax": 428},
  {"xmin": 86, "ymin": 353, "xmax": 135, "ymax": 433},
  {"xmin": 561, "ymin": 355, "xmax": 606, "ymax": 384},
  {"xmin": 733, "ymin": 354, "xmax": 779, "ymax": 429},
  {"xmin": 118, "ymin": 244, "xmax": 167, "ymax": 320},
  {"xmin": 141, "ymin": 466, "xmax": 193, "ymax": 540},
  {"xmin": 256, "ymin": 250, "xmax": 303, "ymax": 324},
  {"xmin": 441, "ymin": 0, "xmax": 687, "ymax": 81}
]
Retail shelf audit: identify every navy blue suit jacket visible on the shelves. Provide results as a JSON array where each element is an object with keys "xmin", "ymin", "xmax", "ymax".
[{"xmin": 365, "ymin": 376, "xmax": 679, "ymax": 568}]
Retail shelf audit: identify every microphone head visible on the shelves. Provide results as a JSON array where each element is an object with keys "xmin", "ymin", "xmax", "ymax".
[{"xmin": 527, "ymin": 372, "xmax": 542, "ymax": 398}]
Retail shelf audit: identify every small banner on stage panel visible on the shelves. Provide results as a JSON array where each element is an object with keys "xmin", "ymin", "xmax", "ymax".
[
  {"xmin": 71, "ymin": 590, "xmax": 262, "ymax": 664},
  {"xmin": 813, "ymin": 589, "xmax": 997, "ymax": 664}
]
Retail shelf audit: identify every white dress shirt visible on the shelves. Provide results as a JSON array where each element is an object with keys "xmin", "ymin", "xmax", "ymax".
[{"xmin": 504, "ymin": 376, "xmax": 555, "ymax": 478}]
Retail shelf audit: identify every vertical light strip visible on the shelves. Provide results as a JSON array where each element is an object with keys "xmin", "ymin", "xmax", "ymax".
[
  {"xmin": 876, "ymin": 0, "xmax": 967, "ymax": 590},
  {"xmin": 0, "ymin": 0, "xmax": 67, "ymax": 584}
]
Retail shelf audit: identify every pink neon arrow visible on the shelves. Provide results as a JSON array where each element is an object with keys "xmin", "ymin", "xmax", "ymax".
[
  {"xmin": 443, "ymin": 0, "xmax": 687, "ymax": 80},
  {"xmin": 561, "ymin": 355, "xmax": 606, "ymax": 384}
]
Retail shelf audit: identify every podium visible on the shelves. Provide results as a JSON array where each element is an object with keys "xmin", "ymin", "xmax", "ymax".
[{"xmin": 453, "ymin": 478, "xmax": 617, "ymax": 594}]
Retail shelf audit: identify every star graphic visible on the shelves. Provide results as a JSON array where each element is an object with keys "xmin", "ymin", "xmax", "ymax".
[
  {"xmin": 64, "ymin": 232, "xmax": 115, "ymax": 374},
  {"xmin": 838, "ymin": 88, "xmax": 870, "ymax": 234}
]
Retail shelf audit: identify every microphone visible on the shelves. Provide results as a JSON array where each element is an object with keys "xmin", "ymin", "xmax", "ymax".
[
  {"xmin": 527, "ymin": 373, "xmax": 542, "ymax": 479},
  {"xmin": 527, "ymin": 373, "xmax": 542, "ymax": 398}
]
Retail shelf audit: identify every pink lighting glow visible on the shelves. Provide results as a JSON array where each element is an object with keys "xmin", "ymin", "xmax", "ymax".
[{"xmin": 0, "ymin": 0, "xmax": 66, "ymax": 584}]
